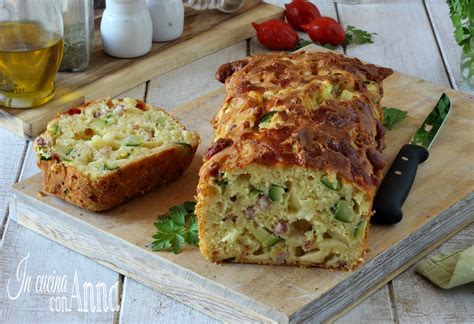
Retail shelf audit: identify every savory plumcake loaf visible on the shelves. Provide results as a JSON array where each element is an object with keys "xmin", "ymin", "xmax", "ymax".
[
  {"xmin": 196, "ymin": 51, "xmax": 393, "ymax": 269},
  {"xmin": 34, "ymin": 98, "xmax": 199, "ymax": 211}
]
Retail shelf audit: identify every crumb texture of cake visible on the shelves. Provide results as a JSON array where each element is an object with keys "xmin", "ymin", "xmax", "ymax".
[
  {"xmin": 196, "ymin": 51, "xmax": 393, "ymax": 269},
  {"xmin": 34, "ymin": 98, "xmax": 200, "ymax": 211}
]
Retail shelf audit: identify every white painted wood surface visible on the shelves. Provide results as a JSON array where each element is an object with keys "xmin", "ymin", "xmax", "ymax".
[
  {"xmin": 337, "ymin": 0, "xmax": 450, "ymax": 87},
  {"xmin": 0, "ymin": 1, "xmax": 472, "ymax": 323},
  {"xmin": 0, "ymin": 221, "xmax": 120, "ymax": 323},
  {"xmin": 119, "ymin": 278, "xmax": 219, "ymax": 324},
  {"xmin": 146, "ymin": 42, "xmax": 247, "ymax": 109},
  {"xmin": 0, "ymin": 129, "xmax": 26, "ymax": 242}
]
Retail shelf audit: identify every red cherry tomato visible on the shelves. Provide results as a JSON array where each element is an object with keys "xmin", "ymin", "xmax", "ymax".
[
  {"xmin": 252, "ymin": 19, "xmax": 299, "ymax": 51},
  {"xmin": 284, "ymin": 1, "xmax": 321, "ymax": 31},
  {"xmin": 301, "ymin": 17, "xmax": 346, "ymax": 46}
]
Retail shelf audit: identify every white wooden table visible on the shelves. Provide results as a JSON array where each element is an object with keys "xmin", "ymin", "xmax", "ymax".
[{"xmin": 1, "ymin": 1, "xmax": 473, "ymax": 323}]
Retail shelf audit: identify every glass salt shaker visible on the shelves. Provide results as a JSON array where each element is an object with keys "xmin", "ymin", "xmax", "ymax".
[
  {"xmin": 147, "ymin": 0, "xmax": 184, "ymax": 42},
  {"xmin": 101, "ymin": 0, "xmax": 153, "ymax": 58},
  {"xmin": 183, "ymin": 0, "xmax": 245, "ymax": 13},
  {"xmin": 147, "ymin": 0, "xmax": 246, "ymax": 43},
  {"xmin": 59, "ymin": 0, "xmax": 94, "ymax": 72}
]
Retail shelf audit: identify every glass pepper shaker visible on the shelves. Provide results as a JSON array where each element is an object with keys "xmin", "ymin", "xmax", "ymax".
[{"xmin": 59, "ymin": 0, "xmax": 94, "ymax": 72}]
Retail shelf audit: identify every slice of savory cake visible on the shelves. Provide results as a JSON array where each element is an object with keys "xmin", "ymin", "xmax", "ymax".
[
  {"xmin": 196, "ymin": 51, "xmax": 393, "ymax": 269},
  {"xmin": 34, "ymin": 98, "xmax": 200, "ymax": 211}
]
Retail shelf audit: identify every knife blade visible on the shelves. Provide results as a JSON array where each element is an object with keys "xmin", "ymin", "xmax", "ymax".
[{"xmin": 371, "ymin": 93, "xmax": 451, "ymax": 224}]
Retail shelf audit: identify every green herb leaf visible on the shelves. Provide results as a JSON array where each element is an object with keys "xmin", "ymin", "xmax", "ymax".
[
  {"xmin": 183, "ymin": 201, "xmax": 196, "ymax": 213},
  {"xmin": 151, "ymin": 201, "xmax": 199, "ymax": 254},
  {"xmin": 320, "ymin": 43, "xmax": 337, "ymax": 50},
  {"xmin": 259, "ymin": 111, "xmax": 277, "ymax": 125},
  {"xmin": 183, "ymin": 216, "xmax": 199, "ymax": 246},
  {"xmin": 169, "ymin": 205, "xmax": 186, "ymax": 226},
  {"xmin": 382, "ymin": 106, "xmax": 408, "ymax": 130},
  {"xmin": 215, "ymin": 171, "xmax": 229, "ymax": 187},
  {"xmin": 171, "ymin": 234, "xmax": 185, "ymax": 254},
  {"xmin": 294, "ymin": 26, "xmax": 375, "ymax": 51},
  {"xmin": 343, "ymin": 25, "xmax": 376, "ymax": 48},
  {"xmin": 294, "ymin": 39, "xmax": 312, "ymax": 50},
  {"xmin": 447, "ymin": 0, "xmax": 473, "ymax": 54}
]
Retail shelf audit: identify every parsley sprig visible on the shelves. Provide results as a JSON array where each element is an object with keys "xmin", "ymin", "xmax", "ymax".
[
  {"xmin": 294, "ymin": 25, "xmax": 376, "ymax": 51},
  {"xmin": 382, "ymin": 106, "xmax": 408, "ymax": 130},
  {"xmin": 447, "ymin": 0, "xmax": 473, "ymax": 55},
  {"xmin": 294, "ymin": 39, "xmax": 312, "ymax": 50},
  {"xmin": 343, "ymin": 25, "xmax": 376, "ymax": 48},
  {"xmin": 295, "ymin": 39, "xmax": 337, "ymax": 50},
  {"xmin": 152, "ymin": 201, "xmax": 199, "ymax": 254}
]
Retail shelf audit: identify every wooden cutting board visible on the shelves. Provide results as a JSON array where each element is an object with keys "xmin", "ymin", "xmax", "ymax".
[
  {"xmin": 10, "ymin": 45, "xmax": 474, "ymax": 323},
  {"xmin": 0, "ymin": 0, "xmax": 283, "ymax": 139}
]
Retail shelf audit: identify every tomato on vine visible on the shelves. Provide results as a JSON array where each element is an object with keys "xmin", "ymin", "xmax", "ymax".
[
  {"xmin": 252, "ymin": 19, "xmax": 299, "ymax": 50},
  {"xmin": 284, "ymin": 1, "xmax": 321, "ymax": 30},
  {"xmin": 301, "ymin": 17, "xmax": 346, "ymax": 47}
]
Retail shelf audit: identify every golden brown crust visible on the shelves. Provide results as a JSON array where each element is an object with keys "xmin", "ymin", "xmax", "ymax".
[
  {"xmin": 196, "ymin": 51, "xmax": 392, "ymax": 269},
  {"xmin": 205, "ymin": 51, "xmax": 393, "ymax": 193},
  {"xmin": 38, "ymin": 144, "xmax": 197, "ymax": 212}
]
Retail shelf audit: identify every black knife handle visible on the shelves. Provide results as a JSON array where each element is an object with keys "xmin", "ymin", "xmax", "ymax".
[{"xmin": 372, "ymin": 144, "xmax": 429, "ymax": 224}]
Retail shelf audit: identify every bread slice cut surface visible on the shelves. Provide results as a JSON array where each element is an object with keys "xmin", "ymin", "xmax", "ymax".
[{"xmin": 34, "ymin": 98, "xmax": 200, "ymax": 211}]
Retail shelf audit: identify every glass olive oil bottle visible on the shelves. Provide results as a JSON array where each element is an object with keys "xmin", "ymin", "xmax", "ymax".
[
  {"xmin": 0, "ymin": 22, "xmax": 64, "ymax": 108},
  {"xmin": 0, "ymin": 0, "xmax": 64, "ymax": 109}
]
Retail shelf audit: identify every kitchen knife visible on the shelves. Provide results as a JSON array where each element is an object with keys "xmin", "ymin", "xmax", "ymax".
[{"xmin": 372, "ymin": 93, "xmax": 451, "ymax": 224}]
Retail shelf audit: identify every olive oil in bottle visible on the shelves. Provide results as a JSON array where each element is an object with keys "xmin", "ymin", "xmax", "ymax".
[{"xmin": 0, "ymin": 22, "xmax": 64, "ymax": 108}]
